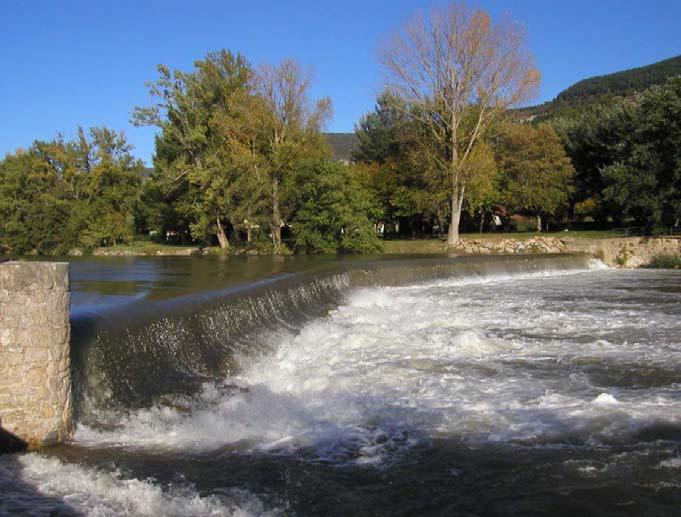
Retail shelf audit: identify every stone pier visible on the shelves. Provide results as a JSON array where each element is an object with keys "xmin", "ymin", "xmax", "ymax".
[{"xmin": 0, "ymin": 261, "xmax": 72, "ymax": 451}]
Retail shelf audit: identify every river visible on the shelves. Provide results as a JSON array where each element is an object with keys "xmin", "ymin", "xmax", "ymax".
[{"xmin": 1, "ymin": 254, "xmax": 680, "ymax": 515}]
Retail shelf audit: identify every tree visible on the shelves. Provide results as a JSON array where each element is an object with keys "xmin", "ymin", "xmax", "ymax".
[
  {"xmin": 250, "ymin": 60, "xmax": 332, "ymax": 253},
  {"xmin": 353, "ymin": 92, "xmax": 442, "ymax": 235},
  {"xmin": 353, "ymin": 92, "xmax": 407, "ymax": 165},
  {"xmin": 288, "ymin": 160, "xmax": 382, "ymax": 254},
  {"xmin": 462, "ymin": 140, "xmax": 499, "ymax": 233},
  {"xmin": 551, "ymin": 104, "xmax": 631, "ymax": 221},
  {"xmin": 132, "ymin": 50, "xmax": 253, "ymax": 249},
  {"xmin": 0, "ymin": 128, "xmax": 143, "ymax": 253},
  {"xmin": 496, "ymin": 123, "xmax": 574, "ymax": 232},
  {"xmin": 73, "ymin": 128, "xmax": 144, "ymax": 247},
  {"xmin": 601, "ymin": 77, "xmax": 681, "ymax": 229},
  {"xmin": 380, "ymin": 1, "xmax": 539, "ymax": 245}
]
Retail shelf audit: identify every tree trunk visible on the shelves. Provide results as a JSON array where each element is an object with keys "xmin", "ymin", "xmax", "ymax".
[
  {"xmin": 271, "ymin": 178, "xmax": 281, "ymax": 254},
  {"xmin": 447, "ymin": 193, "xmax": 463, "ymax": 246},
  {"xmin": 536, "ymin": 214, "xmax": 542, "ymax": 233},
  {"xmin": 216, "ymin": 216, "xmax": 229, "ymax": 249},
  {"xmin": 479, "ymin": 210, "xmax": 485, "ymax": 234},
  {"xmin": 246, "ymin": 227, "xmax": 252, "ymax": 243}
]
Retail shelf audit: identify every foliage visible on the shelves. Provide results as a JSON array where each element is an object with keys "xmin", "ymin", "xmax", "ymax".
[
  {"xmin": 496, "ymin": 123, "xmax": 574, "ymax": 230},
  {"xmin": 132, "ymin": 50, "xmax": 254, "ymax": 248},
  {"xmin": 133, "ymin": 52, "xmax": 332, "ymax": 252},
  {"xmin": 248, "ymin": 59, "xmax": 333, "ymax": 252},
  {"xmin": 518, "ymin": 54, "xmax": 681, "ymax": 122},
  {"xmin": 600, "ymin": 77, "xmax": 681, "ymax": 228},
  {"xmin": 289, "ymin": 160, "xmax": 382, "ymax": 254},
  {"xmin": 463, "ymin": 141, "xmax": 499, "ymax": 217},
  {"xmin": 380, "ymin": 1, "xmax": 540, "ymax": 244},
  {"xmin": 0, "ymin": 128, "xmax": 143, "ymax": 254},
  {"xmin": 353, "ymin": 92, "xmax": 444, "ymax": 232},
  {"xmin": 551, "ymin": 104, "xmax": 630, "ymax": 219},
  {"xmin": 647, "ymin": 254, "xmax": 681, "ymax": 269}
]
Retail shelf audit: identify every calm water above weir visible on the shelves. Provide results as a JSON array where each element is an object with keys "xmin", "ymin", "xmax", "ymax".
[{"xmin": 2, "ymin": 254, "xmax": 681, "ymax": 516}]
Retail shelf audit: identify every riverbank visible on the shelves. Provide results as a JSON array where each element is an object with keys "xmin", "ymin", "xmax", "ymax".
[
  {"xmin": 84, "ymin": 233, "xmax": 681, "ymax": 268},
  {"xmin": 380, "ymin": 233, "xmax": 681, "ymax": 268},
  {"xmin": 89, "ymin": 242, "xmax": 273, "ymax": 257},
  {"xmin": 451, "ymin": 235, "xmax": 681, "ymax": 268}
]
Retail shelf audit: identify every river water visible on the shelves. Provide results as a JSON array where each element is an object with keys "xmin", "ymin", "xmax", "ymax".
[{"xmin": 1, "ymin": 254, "xmax": 681, "ymax": 515}]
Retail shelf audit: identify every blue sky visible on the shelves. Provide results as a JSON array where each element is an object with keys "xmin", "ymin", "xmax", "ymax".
[{"xmin": 2, "ymin": 0, "xmax": 681, "ymax": 165}]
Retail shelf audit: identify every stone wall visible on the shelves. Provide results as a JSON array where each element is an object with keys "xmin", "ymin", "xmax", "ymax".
[
  {"xmin": 451, "ymin": 236, "xmax": 681, "ymax": 267},
  {"xmin": 0, "ymin": 261, "xmax": 72, "ymax": 450},
  {"xmin": 566, "ymin": 237, "xmax": 681, "ymax": 268},
  {"xmin": 452, "ymin": 236, "xmax": 568, "ymax": 255}
]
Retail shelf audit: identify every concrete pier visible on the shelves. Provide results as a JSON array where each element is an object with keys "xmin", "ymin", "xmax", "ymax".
[{"xmin": 0, "ymin": 261, "xmax": 72, "ymax": 450}]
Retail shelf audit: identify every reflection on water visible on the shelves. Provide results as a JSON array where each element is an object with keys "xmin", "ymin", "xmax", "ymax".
[{"xmin": 69, "ymin": 255, "xmax": 335, "ymax": 315}]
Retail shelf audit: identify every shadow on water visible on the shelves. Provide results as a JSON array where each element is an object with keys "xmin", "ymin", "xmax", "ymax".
[
  {"xmin": 0, "ymin": 428, "xmax": 81, "ymax": 516},
  {"xmin": 44, "ymin": 438, "xmax": 681, "ymax": 516}
]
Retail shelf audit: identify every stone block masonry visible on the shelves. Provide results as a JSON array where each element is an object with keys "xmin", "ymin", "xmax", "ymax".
[{"xmin": 0, "ymin": 261, "xmax": 72, "ymax": 450}]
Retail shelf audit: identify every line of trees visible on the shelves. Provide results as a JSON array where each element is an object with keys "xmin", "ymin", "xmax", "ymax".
[
  {"xmin": 0, "ymin": 128, "xmax": 144, "ymax": 254},
  {"xmin": 553, "ymin": 76, "xmax": 681, "ymax": 230},
  {"xmin": 2, "ymin": 1, "xmax": 680, "ymax": 255},
  {"xmin": 352, "ymin": 91, "xmax": 575, "ymax": 237},
  {"xmin": 0, "ymin": 51, "xmax": 382, "ymax": 255}
]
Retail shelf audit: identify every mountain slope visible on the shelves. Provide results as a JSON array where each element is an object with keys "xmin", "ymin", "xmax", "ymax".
[
  {"xmin": 521, "ymin": 54, "xmax": 681, "ymax": 120},
  {"xmin": 324, "ymin": 132, "xmax": 358, "ymax": 161}
]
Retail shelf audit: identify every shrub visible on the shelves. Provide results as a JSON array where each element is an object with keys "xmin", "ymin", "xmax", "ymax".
[{"xmin": 647, "ymin": 254, "xmax": 681, "ymax": 269}]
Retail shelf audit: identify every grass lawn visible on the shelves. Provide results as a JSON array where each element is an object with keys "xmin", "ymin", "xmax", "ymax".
[
  {"xmin": 460, "ymin": 230, "xmax": 614, "ymax": 241},
  {"xmin": 93, "ymin": 241, "xmax": 205, "ymax": 255},
  {"xmin": 95, "ymin": 231, "xmax": 618, "ymax": 256}
]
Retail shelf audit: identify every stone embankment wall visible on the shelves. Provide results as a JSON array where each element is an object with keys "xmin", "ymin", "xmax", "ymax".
[
  {"xmin": 452, "ymin": 236, "xmax": 681, "ymax": 267},
  {"xmin": 567, "ymin": 237, "xmax": 681, "ymax": 267},
  {"xmin": 0, "ymin": 262, "xmax": 72, "ymax": 450},
  {"xmin": 453, "ymin": 236, "xmax": 569, "ymax": 255}
]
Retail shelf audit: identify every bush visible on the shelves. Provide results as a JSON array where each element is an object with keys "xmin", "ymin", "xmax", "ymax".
[
  {"xmin": 289, "ymin": 160, "xmax": 382, "ymax": 254},
  {"xmin": 647, "ymin": 254, "xmax": 681, "ymax": 269}
]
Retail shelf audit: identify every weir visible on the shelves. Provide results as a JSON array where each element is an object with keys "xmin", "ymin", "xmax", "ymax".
[
  {"xmin": 71, "ymin": 253, "xmax": 592, "ymax": 419},
  {"xmin": 0, "ymin": 262, "xmax": 72, "ymax": 451},
  {"xmin": 4, "ymin": 253, "xmax": 681, "ymax": 515}
]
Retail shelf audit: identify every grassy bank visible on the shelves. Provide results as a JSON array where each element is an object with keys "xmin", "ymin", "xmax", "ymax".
[
  {"xmin": 91, "ymin": 242, "xmax": 207, "ymax": 256},
  {"xmin": 87, "ymin": 231, "xmax": 665, "ymax": 257}
]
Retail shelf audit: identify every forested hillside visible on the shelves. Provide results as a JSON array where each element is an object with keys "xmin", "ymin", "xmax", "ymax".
[
  {"xmin": 520, "ymin": 54, "xmax": 681, "ymax": 120},
  {"xmin": 324, "ymin": 133, "xmax": 358, "ymax": 161}
]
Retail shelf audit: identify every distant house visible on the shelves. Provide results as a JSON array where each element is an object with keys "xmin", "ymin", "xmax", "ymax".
[{"xmin": 324, "ymin": 133, "xmax": 358, "ymax": 163}]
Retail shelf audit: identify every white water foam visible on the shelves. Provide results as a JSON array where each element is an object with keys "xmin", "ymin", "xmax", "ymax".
[
  {"xmin": 75, "ymin": 265, "xmax": 681, "ymax": 466},
  {"xmin": 0, "ymin": 453, "xmax": 280, "ymax": 516}
]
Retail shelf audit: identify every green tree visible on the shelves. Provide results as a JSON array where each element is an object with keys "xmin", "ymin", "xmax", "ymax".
[
  {"xmin": 353, "ymin": 93, "xmax": 446, "ymax": 236},
  {"xmin": 289, "ymin": 160, "xmax": 382, "ymax": 254},
  {"xmin": 74, "ymin": 128, "xmax": 144, "ymax": 247},
  {"xmin": 463, "ymin": 141, "xmax": 500, "ymax": 233},
  {"xmin": 0, "ymin": 128, "xmax": 143, "ymax": 254},
  {"xmin": 133, "ymin": 50, "xmax": 253, "ymax": 249},
  {"xmin": 0, "ymin": 148, "xmax": 72, "ymax": 254},
  {"xmin": 551, "ymin": 104, "xmax": 632, "ymax": 221},
  {"xmin": 496, "ymin": 123, "xmax": 574, "ymax": 232},
  {"xmin": 250, "ymin": 59, "xmax": 332, "ymax": 253},
  {"xmin": 601, "ymin": 77, "xmax": 681, "ymax": 229}
]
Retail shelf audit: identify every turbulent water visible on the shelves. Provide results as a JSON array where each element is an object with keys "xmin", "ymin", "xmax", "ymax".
[{"xmin": 2, "ymin": 255, "xmax": 681, "ymax": 515}]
